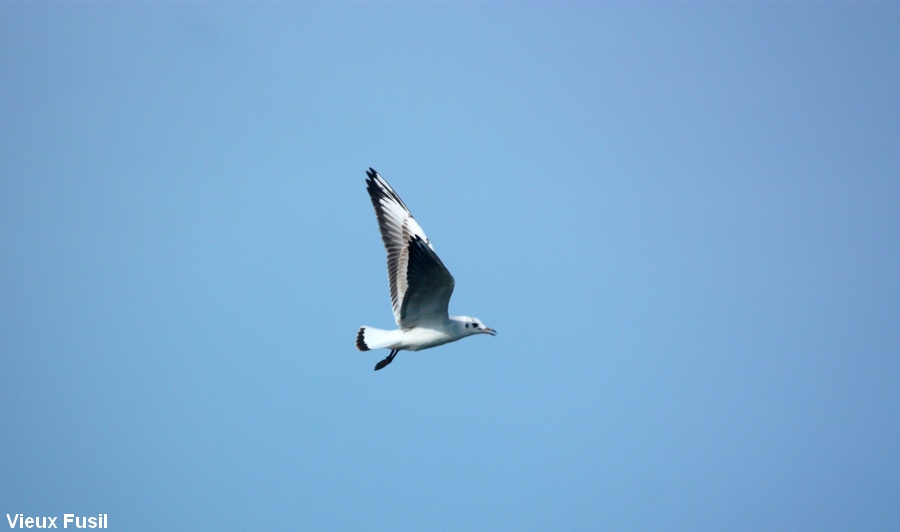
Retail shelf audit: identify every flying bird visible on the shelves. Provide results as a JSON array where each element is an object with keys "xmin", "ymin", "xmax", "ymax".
[{"xmin": 357, "ymin": 168, "xmax": 496, "ymax": 371}]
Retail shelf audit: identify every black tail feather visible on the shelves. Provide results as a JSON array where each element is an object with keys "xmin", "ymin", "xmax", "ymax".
[{"xmin": 356, "ymin": 327, "xmax": 369, "ymax": 351}]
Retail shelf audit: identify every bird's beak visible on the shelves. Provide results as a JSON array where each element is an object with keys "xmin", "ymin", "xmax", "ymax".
[{"xmin": 482, "ymin": 327, "xmax": 497, "ymax": 336}]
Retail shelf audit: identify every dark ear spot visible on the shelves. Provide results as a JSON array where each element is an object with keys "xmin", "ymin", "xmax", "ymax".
[{"xmin": 465, "ymin": 323, "xmax": 469, "ymax": 328}]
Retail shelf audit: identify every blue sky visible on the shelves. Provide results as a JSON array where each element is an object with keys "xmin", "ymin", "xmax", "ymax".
[{"xmin": 1, "ymin": 3, "xmax": 898, "ymax": 530}]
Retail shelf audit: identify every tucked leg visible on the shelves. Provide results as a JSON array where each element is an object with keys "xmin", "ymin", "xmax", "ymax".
[{"xmin": 374, "ymin": 349, "xmax": 398, "ymax": 371}]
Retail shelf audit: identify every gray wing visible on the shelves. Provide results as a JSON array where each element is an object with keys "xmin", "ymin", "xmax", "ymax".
[
  {"xmin": 365, "ymin": 168, "xmax": 455, "ymax": 328},
  {"xmin": 401, "ymin": 235, "xmax": 455, "ymax": 327}
]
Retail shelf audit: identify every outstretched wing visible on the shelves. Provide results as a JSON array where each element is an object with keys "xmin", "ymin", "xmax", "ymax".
[{"xmin": 365, "ymin": 168, "xmax": 455, "ymax": 328}]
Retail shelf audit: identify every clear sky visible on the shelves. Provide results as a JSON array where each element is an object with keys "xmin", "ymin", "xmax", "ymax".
[{"xmin": 1, "ymin": 3, "xmax": 898, "ymax": 531}]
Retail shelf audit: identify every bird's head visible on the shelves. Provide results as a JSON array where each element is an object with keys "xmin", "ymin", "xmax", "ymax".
[{"xmin": 456, "ymin": 316, "xmax": 497, "ymax": 337}]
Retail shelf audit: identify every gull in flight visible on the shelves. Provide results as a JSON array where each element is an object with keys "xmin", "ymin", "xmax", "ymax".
[{"xmin": 356, "ymin": 168, "xmax": 496, "ymax": 371}]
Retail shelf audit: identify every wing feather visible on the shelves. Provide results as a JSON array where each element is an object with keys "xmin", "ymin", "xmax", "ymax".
[
  {"xmin": 401, "ymin": 235, "xmax": 454, "ymax": 326},
  {"xmin": 365, "ymin": 168, "xmax": 454, "ymax": 328}
]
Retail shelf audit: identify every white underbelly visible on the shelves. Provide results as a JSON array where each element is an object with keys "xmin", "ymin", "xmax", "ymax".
[{"xmin": 398, "ymin": 326, "xmax": 458, "ymax": 351}]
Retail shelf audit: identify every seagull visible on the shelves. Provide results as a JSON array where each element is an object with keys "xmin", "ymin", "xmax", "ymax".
[{"xmin": 357, "ymin": 168, "xmax": 496, "ymax": 371}]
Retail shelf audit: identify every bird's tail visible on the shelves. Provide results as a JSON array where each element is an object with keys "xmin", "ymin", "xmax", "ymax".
[{"xmin": 356, "ymin": 326, "xmax": 397, "ymax": 351}]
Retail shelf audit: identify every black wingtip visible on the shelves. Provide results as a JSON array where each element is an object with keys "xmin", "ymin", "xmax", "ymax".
[
  {"xmin": 364, "ymin": 168, "xmax": 413, "ymax": 216},
  {"xmin": 365, "ymin": 168, "xmax": 381, "ymax": 191}
]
